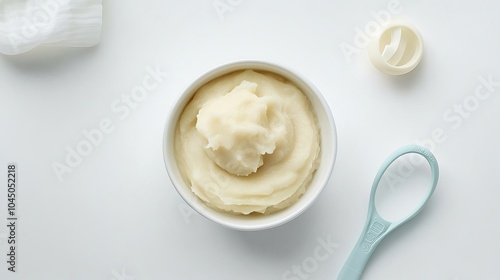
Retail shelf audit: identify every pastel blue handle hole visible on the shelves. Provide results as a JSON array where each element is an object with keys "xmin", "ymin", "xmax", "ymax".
[{"xmin": 374, "ymin": 153, "xmax": 433, "ymax": 222}]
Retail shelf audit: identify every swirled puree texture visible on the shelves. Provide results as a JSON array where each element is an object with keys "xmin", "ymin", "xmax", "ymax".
[{"xmin": 175, "ymin": 70, "xmax": 320, "ymax": 215}]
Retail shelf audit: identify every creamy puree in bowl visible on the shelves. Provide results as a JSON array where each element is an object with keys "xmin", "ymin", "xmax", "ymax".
[{"xmin": 175, "ymin": 70, "xmax": 320, "ymax": 214}]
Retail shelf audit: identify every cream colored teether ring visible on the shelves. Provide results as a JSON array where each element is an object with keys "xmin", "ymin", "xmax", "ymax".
[{"xmin": 368, "ymin": 22, "xmax": 423, "ymax": 75}]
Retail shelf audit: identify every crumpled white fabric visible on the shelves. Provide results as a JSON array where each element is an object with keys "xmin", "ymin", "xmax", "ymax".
[{"xmin": 0, "ymin": 0, "xmax": 102, "ymax": 55}]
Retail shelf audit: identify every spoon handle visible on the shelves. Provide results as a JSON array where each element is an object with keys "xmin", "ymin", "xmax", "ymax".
[{"xmin": 338, "ymin": 212, "xmax": 392, "ymax": 280}]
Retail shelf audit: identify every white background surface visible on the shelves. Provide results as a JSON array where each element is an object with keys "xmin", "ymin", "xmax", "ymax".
[{"xmin": 1, "ymin": 0, "xmax": 499, "ymax": 279}]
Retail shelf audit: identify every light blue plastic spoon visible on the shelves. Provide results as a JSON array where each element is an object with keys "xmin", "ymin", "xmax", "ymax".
[{"xmin": 338, "ymin": 144, "xmax": 439, "ymax": 280}]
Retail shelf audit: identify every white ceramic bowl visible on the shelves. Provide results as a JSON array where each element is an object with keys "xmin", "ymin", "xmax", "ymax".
[{"xmin": 163, "ymin": 60, "xmax": 337, "ymax": 231}]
